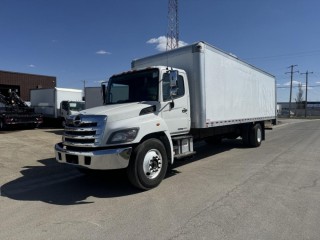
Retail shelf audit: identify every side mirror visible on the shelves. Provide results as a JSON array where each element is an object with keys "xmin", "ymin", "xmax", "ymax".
[{"xmin": 169, "ymin": 70, "xmax": 178, "ymax": 87}]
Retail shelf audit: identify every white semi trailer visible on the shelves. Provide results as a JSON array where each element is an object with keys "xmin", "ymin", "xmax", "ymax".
[{"xmin": 55, "ymin": 42, "xmax": 276, "ymax": 189}]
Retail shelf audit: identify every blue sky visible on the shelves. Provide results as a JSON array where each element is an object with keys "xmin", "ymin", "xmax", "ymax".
[{"xmin": 1, "ymin": 0, "xmax": 320, "ymax": 102}]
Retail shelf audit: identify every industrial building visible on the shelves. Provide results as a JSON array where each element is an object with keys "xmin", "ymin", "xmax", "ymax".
[
  {"xmin": 0, "ymin": 70, "xmax": 56, "ymax": 101},
  {"xmin": 278, "ymin": 102, "xmax": 320, "ymax": 117}
]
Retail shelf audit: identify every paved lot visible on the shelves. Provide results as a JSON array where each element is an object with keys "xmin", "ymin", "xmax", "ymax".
[{"xmin": 1, "ymin": 119, "xmax": 320, "ymax": 240}]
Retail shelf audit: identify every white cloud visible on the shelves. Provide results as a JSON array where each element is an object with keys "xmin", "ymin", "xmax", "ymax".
[
  {"xmin": 94, "ymin": 80, "xmax": 106, "ymax": 84},
  {"xmin": 283, "ymin": 80, "xmax": 301, "ymax": 86},
  {"xmin": 316, "ymin": 82, "xmax": 320, "ymax": 84},
  {"xmin": 147, "ymin": 36, "xmax": 187, "ymax": 52},
  {"xmin": 28, "ymin": 64, "xmax": 36, "ymax": 68},
  {"xmin": 96, "ymin": 50, "xmax": 111, "ymax": 55},
  {"xmin": 282, "ymin": 81, "xmax": 313, "ymax": 90}
]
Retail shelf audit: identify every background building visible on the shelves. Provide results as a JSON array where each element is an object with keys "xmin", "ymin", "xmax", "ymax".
[
  {"xmin": 278, "ymin": 102, "xmax": 320, "ymax": 117},
  {"xmin": 0, "ymin": 70, "xmax": 56, "ymax": 101}
]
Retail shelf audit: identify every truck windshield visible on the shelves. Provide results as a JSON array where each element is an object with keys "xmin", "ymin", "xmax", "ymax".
[
  {"xmin": 69, "ymin": 102, "xmax": 85, "ymax": 111},
  {"xmin": 106, "ymin": 69, "xmax": 159, "ymax": 104}
]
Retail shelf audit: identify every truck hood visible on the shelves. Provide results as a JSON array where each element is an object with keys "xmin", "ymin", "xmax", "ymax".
[
  {"xmin": 69, "ymin": 110, "xmax": 80, "ymax": 115},
  {"xmin": 80, "ymin": 102, "xmax": 157, "ymax": 122}
]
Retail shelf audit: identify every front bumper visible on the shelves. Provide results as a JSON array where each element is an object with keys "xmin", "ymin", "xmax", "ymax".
[{"xmin": 55, "ymin": 142, "xmax": 132, "ymax": 170}]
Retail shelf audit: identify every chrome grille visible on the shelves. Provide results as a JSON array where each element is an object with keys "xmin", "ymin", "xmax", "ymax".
[
  {"xmin": 64, "ymin": 130, "xmax": 96, "ymax": 136},
  {"xmin": 62, "ymin": 115, "xmax": 107, "ymax": 147},
  {"xmin": 65, "ymin": 122, "xmax": 97, "ymax": 128}
]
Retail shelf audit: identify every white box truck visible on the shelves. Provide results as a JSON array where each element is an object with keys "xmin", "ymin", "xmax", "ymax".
[
  {"xmin": 55, "ymin": 42, "xmax": 276, "ymax": 189},
  {"xmin": 30, "ymin": 87, "xmax": 85, "ymax": 126}
]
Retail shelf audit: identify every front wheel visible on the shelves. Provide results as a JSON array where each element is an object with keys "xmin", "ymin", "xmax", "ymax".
[{"xmin": 127, "ymin": 138, "xmax": 168, "ymax": 190}]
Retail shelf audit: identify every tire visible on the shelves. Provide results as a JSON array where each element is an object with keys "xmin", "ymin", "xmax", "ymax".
[
  {"xmin": 249, "ymin": 123, "xmax": 262, "ymax": 147},
  {"xmin": 127, "ymin": 138, "xmax": 168, "ymax": 190}
]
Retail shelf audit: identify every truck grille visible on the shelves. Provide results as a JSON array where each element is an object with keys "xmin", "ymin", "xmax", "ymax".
[{"xmin": 63, "ymin": 115, "xmax": 107, "ymax": 147}]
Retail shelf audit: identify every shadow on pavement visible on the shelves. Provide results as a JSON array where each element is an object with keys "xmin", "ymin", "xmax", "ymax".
[
  {"xmin": 1, "ymin": 158, "xmax": 141, "ymax": 205},
  {"xmin": 167, "ymin": 139, "xmax": 245, "ymax": 177},
  {"xmin": 1, "ymin": 139, "xmax": 245, "ymax": 205}
]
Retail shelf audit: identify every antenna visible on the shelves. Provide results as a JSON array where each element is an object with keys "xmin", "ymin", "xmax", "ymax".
[{"xmin": 166, "ymin": 0, "xmax": 179, "ymax": 51}]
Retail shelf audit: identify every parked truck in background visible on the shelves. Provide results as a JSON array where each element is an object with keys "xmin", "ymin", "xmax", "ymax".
[
  {"xmin": 30, "ymin": 87, "xmax": 85, "ymax": 126},
  {"xmin": 84, "ymin": 87, "xmax": 103, "ymax": 109},
  {"xmin": 0, "ymin": 90, "xmax": 43, "ymax": 130},
  {"xmin": 55, "ymin": 41, "xmax": 276, "ymax": 189}
]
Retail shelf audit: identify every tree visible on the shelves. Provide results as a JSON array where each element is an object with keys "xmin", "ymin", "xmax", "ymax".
[{"xmin": 295, "ymin": 83, "xmax": 304, "ymax": 109}]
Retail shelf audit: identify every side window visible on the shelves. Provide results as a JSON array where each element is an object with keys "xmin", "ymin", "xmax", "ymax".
[
  {"xmin": 162, "ymin": 73, "xmax": 185, "ymax": 101},
  {"xmin": 176, "ymin": 75, "xmax": 185, "ymax": 97}
]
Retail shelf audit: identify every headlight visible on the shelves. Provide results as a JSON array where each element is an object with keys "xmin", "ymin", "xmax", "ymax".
[{"xmin": 107, "ymin": 128, "xmax": 139, "ymax": 144}]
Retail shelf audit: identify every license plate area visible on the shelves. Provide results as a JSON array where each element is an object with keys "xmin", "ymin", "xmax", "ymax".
[{"xmin": 66, "ymin": 154, "xmax": 79, "ymax": 164}]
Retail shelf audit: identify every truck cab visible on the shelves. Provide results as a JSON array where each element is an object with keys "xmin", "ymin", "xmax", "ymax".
[
  {"xmin": 55, "ymin": 66, "xmax": 193, "ymax": 189},
  {"xmin": 104, "ymin": 67, "xmax": 190, "ymax": 135},
  {"xmin": 60, "ymin": 100, "xmax": 85, "ymax": 126}
]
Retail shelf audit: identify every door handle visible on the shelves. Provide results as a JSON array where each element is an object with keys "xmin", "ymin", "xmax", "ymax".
[{"xmin": 182, "ymin": 108, "xmax": 188, "ymax": 113}]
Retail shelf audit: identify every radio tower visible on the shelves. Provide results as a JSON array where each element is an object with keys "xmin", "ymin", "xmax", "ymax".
[{"xmin": 166, "ymin": 0, "xmax": 179, "ymax": 51}]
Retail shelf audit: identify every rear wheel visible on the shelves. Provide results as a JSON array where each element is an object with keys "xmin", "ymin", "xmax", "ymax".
[
  {"xmin": 127, "ymin": 138, "xmax": 168, "ymax": 190},
  {"xmin": 249, "ymin": 123, "xmax": 262, "ymax": 147},
  {"xmin": 242, "ymin": 123, "xmax": 263, "ymax": 147}
]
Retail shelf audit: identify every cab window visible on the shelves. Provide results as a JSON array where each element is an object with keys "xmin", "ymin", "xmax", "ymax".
[{"xmin": 162, "ymin": 73, "xmax": 185, "ymax": 101}]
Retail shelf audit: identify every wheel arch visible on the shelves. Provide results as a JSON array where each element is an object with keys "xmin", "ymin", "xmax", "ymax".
[{"xmin": 139, "ymin": 131, "xmax": 174, "ymax": 165}]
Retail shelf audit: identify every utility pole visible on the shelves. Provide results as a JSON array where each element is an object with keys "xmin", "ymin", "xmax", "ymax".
[
  {"xmin": 300, "ymin": 71, "xmax": 313, "ymax": 118},
  {"xmin": 285, "ymin": 65, "xmax": 298, "ymax": 117}
]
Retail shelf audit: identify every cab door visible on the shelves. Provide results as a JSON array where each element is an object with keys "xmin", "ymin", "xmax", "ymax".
[{"xmin": 160, "ymin": 71, "xmax": 190, "ymax": 135}]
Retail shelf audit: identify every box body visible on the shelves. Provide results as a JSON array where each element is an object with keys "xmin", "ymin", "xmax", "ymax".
[
  {"xmin": 30, "ymin": 88, "xmax": 83, "ymax": 118},
  {"xmin": 132, "ymin": 41, "xmax": 276, "ymax": 129}
]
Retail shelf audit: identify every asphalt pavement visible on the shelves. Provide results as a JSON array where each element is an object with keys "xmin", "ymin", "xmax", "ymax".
[{"xmin": 1, "ymin": 119, "xmax": 320, "ymax": 240}]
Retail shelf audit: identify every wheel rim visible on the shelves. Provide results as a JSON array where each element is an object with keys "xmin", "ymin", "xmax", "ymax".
[
  {"xmin": 257, "ymin": 127, "xmax": 262, "ymax": 143},
  {"xmin": 142, "ymin": 149, "xmax": 163, "ymax": 179}
]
